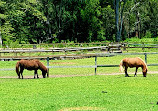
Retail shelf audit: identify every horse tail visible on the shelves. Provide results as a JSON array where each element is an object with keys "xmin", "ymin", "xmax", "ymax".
[
  {"xmin": 119, "ymin": 60, "xmax": 124, "ymax": 72},
  {"xmin": 16, "ymin": 62, "xmax": 20, "ymax": 77}
]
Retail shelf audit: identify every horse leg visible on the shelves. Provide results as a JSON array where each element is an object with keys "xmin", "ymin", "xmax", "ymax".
[
  {"xmin": 125, "ymin": 67, "xmax": 129, "ymax": 77},
  {"xmin": 134, "ymin": 67, "xmax": 138, "ymax": 77},
  {"xmin": 36, "ymin": 70, "xmax": 39, "ymax": 78},
  {"xmin": 20, "ymin": 68, "xmax": 24, "ymax": 79},
  {"xmin": 18, "ymin": 75, "xmax": 20, "ymax": 79},
  {"xmin": 17, "ymin": 68, "xmax": 20, "ymax": 79},
  {"xmin": 34, "ymin": 70, "xmax": 37, "ymax": 79},
  {"xmin": 17, "ymin": 72, "xmax": 20, "ymax": 79},
  {"xmin": 34, "ymin": 70, "xmax": 39, "ymax": 79}
]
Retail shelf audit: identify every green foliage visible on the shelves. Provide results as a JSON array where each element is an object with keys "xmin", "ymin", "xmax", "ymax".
[
  {"xmin": 0, "ymin": 13, "xmax": 7, "ymax": 19},
  {"xmin": 1, "ymin": 21, "xmax": 14, "ymax": 44},
  {"xmin": 144, "ymin": 31, "xmax": 152, "ymax": 38},
  {"xmin": 0, "ymin": 0, "xmax": 158, "ymax": 45},
  {"xmin": 124, "ymin": 37, "xmax": 158, "ymax": 43}
]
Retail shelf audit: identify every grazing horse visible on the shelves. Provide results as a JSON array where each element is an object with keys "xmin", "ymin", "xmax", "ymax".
[
  {"xmin": 16, "ymin": 59, "xmax": 48, "ymax": 79},
  {"xmin": 119, "ymin": 57, "xmax": 148, "ymax": 77}
]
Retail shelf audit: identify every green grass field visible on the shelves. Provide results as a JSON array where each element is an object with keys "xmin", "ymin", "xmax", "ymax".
[
  {"xmin": 0, "ymin": 54, "xmax": 158, "ymax": 111},
  {"xmin": 0, "ymin": 75, "xmax": 158, "ymax": 111}
]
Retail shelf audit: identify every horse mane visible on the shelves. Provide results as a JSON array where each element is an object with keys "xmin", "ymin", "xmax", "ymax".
[
  {"xmin": 137, "ymin": 57, "xmax": 148, "ymax": 70},
  {"xmin": 35, "ymin": 60, "xmax": 47, "ymax": 71}
]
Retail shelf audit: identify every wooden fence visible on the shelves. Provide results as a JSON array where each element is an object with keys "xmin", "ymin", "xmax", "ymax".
[
  {"xmin": 4, "ymin": 42, "xmax": 157, "ymax": 48},
  {"xmin": 94, "ymin": 52, "xmax": 158, "ymax": 75},
  {"xmin": 47, "ymin": 52, "xmax": 158, "ymax": 75},
  {"xmin": 0, "ymin": 52, "xmax": 158, "ymax": 76},
  {"xmin": 0, "ymin": 42, "xmax": 157, "ymax": 59},
  {"xmin": 0, "ymin": 45, "xmax": 122, "ymax": 59}
]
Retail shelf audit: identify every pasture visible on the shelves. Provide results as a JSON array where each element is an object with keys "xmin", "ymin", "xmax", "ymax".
[
  {"xmin": 0, "ymin": 75, "xmax": 158, "ymax": 111},
  {"xmin": 0, "ymin": 54, "xmax": 158, "ymax": 110}
]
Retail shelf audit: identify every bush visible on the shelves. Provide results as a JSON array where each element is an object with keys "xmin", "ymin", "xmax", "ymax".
[
  {"xmin": 124, "ymin": 37, "xmax": 158, "ymax": 43},
  {"xmin": 144, "ymin": 31, "xmax": 152, "ymax": 38}
]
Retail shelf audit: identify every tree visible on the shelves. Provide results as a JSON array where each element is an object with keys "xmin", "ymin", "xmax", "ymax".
[
  {"xmin": 80, "ymin": 0, "xmax": 104, "ymax": 42},
  {"xmin": 101, "ymin": 5, "xmax": 115, "ymax": 41},
  {"xmin": 0, "ymin": 0, "xmax": 158, "ymax": 45},
  {"xmin": 0, "ymin": 0, "xmax": 14, "ymax": 46},
  {"xmin": 0, "ymin": 1, "xmax": 7, "ymax": 46},
  {"xmin": 114, "ymin": 0, "xmax": 127, "ymax": 42}
]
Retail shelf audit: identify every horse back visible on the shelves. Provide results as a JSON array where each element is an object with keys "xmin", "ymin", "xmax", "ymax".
[
  {"xmin": 19, "ymin": 59, "xmax": 39, "ymax": 70},
  {"xmin": 123, "ymin": 57, "xmax": 145, "ymax": 68}
]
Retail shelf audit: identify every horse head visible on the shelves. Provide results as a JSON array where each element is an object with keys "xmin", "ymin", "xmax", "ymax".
[
  {"xmin": 143, "ymin": 68, "xmax": 148, "ymax": 77},
  {"xmin": 42, "ymin": 68, "xmax": 49, "ymax": 78},
  {"xmin": 42, "ymin": 71, "xmax": 46, "ymax": 78}
]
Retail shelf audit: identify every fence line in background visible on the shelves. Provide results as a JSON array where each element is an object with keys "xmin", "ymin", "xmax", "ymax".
[
  {"xmin": 0, "ymin": 44, "xmax": 157, "ymax": 60},
  {"xmin": 4, "ymin": 42, "xmax": 158, "ymax": 47},
  {"xmin": 0, "ymin": 43, "xmax": 158, "ymax": 53}
]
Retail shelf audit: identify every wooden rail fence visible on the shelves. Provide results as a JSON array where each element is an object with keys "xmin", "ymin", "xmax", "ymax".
[
  {"xmin": 4, "ymin": 42, "xmax": 157, "ymax": 48},
  {"xmin": 0, "ymin": 45, "xmax": 122, "ymax": 59},
  {"xmin": 1, "ymin": 42, "xmax": 157, "ymax": 53},
  {"xmin": 0, "ymin": 43, "xmax": 157, "ymax": 60},
  {"xmin": 0, "ymin": 52, "xmax": 158, "ymax": 76}
]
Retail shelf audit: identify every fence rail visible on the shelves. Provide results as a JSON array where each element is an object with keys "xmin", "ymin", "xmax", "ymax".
[
  {"xmin": 0, "ymin": 43, "xmax": 158, "ymax": 59},
  {"xmin": 3, "ymin": 42, "xmax": 158, "ymax": 48}
]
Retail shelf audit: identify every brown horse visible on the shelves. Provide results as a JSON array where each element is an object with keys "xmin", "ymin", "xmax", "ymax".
[
  {"xmin": 119, "ymin": 57, "xmax": 148, "ymax": 77},
  {"xmin": 16, "ymin": 59, "xmax": 48, "ymax": 79}
]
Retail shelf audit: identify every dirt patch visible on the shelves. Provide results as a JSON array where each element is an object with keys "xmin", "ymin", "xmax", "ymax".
[{"xmin": 58, "ymin": 107, "xmax": 106, "ymax": 111}]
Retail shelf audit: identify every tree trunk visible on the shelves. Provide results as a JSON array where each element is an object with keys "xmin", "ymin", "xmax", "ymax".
[
  {"xmin": 119, "ymin": 0, "xmax": 126, "ymax": 41},
  {"xmin": 115, "ymin": 0, "xmax": 120, "ymax": 42},
  {"xmin": 135, "ymin": 0, "xmax": 140, "ymax": 38},
  {"xmin": 46, "ymin": 0, "xmax": 52, "ymax": 42},
  {"xmin": 0, "ymin": 19, "xmax": 2, "ymax": 46},
  {"xmin": 0, "ymin": 31, "xmax": 2, "ymax": 47}
]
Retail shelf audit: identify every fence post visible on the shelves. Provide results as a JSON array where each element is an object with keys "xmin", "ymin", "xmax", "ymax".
[
  {"xmin": 47, "ymin": 57, "xmax": 49, "ymax": 77},
  {"xmin": 142, "ymin": 43, "xmax": 145, "ymax": 51},
  {"xmin": 144, "ymin": 53, "xmax": 147, "ymax": 64},
  {"xmin": 123, "ymin": 43, "xmax": 126, "ymax": 51},
  {"xmin": 95, "ymin": 56, "xmax": 97, "ymax": 75}
]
